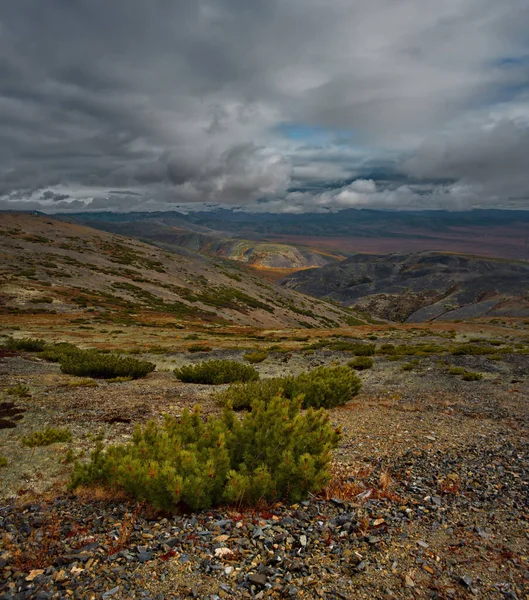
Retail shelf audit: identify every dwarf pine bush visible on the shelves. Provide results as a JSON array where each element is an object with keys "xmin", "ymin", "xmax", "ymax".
[
  {"xmin": 40, "ymin": 342, "xmax": 79, "ymax": 363},
  {"xmin": 215, "ymin": 365, "xmax": 361, "ymax": 411},
  {"xmin": 243, "ymin": 350, "xmax": 269, "ymax": 363},
  {"xmin": 327, "ymin": 341, "xmax": 375, "ymax": 355},
  {"xmin": 214, "ymin": 379, "xmax": 286, "ymax": 410},
  {"xmin": 451, "ymin": 344, "xmax": 493, "ymax": 356},
  {"xmin": 348, "ymin": 356, "xmax": 374, "ymax": 370},
  {"xmin": 4, "ymin": 337, "xmax": 46, "ymax": 352},
  {"xmin": 174, "ymin": 360, "xmax": 259, "ymax": 384},
  {"xmin": 286, "ymin": 365, "xmax": 361, "ymax": 409},
  {"xmin": 60, "ymin": 349, "xmax": 155, "ymax": 379},
  {"xmin": 71, "ymin": 396, "xmax": 341, "ymax": 511},
  {"xmin": 22, "ymin": 426, "xmax": 72, "ymax": 447}
]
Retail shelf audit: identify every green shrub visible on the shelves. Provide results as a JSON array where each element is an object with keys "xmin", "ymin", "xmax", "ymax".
[
  {"xmin": 351, "ymin": 343, "xmax": 376, "ymax": 356},
  {"xmin": 174, "ymin": 360, "xmax": 259, "ymax": 384},
  {"xmin": 60, "ymin": 349, "xmax": 155, "ymax": 379},
  {"xmin": 451, "ymin": 344, "xmax": 493, "ymax": 356},
  {"xmin": 40, "ymin": 342, "xmax": 79, "ymax": 363},
  {"xmin": 289, "ymin": 366, "xmax": 361, "ymax": 408},
  {"xmin": 448, "ymin": 365, "xmax": 483, "ymax": 380},
  {"xmin": 348, "ymin": 356, "xmax": 374, "ymax": 370},
  {"xmin": 215, "ymin": 365, "xmax": 361, "ymax": 411},
  {"xmin": 327, "ymin": 341, "xmax": 375, "ymax": 355},
  {"xmin": 187, "ymin": 344, "xmax": 212, "ymax": 353},
  {"xmin": 214, "ymin": 379, "xmax": 286, "ymax": 410},
  {"xmin": 401, "ymin": 358, "xmax": 420, "ymax": 371},
  {"xmin": 0, "ymin": 455, "xmax": 7, "ymax": 468},
  {"xmin": 22, "ymin": 426, "xmax": 72, "ymax": 447},
  {"xmin": 243, "ymin": 350, "xmax": 269, "ymax": 364},
  {"xmin": 70, "ymin": 397, "xmax": 341, "ymax": 511},
  {"xmin": 379, "ymin": 343, "xmax": 396, "ymax": 354},
  {"xmin": 33, "ymin": 297, "xmax": 53, "ymax": 304},
  {"xmin": 461, "ymin": 371, "xmax": 483, "ymax": 381},
  {"xmin": 4, "ymin": 337, "xmax": 46, "ymax": 352},
  {"xmin": 6, "ymin": 383, "xmax": 31, "ymax": 398}
]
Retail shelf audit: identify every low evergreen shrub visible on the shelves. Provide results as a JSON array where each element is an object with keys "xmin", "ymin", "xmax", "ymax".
[
  {"xmin": 215, "ymin": 365, "xmax": 361, "ymax": 411},
  {"xmin": 187, "ymin": 344, "xmax": 212, "ymax": 353},
  {"xmin": 289, "ymin": 366, "xmax": 361, "ymax": 408},
  {"xmin": 6, "ymin": 384, "xmax": 31, "ymax": 398},
  {"xmin": 214, "ymin": 379, "xmax": 285, "ymax": 410},
  {"xmin": 348, "ymin": 356, "xmax": 374, "ymax": 370},
  {"xmin": 174, "ymin": 360, "xmax": 259, "ymax": 384},
  {"xmin": 4, "ymin": 337, "xmax": 46, "ymax": 352},
  {"xmin": 243, "ymin": 350, "xmax": 269, "ymax": 364},
  {"xmin": 60, "ymin": 350, "xmax": 155, "ymax": 379},
  {"xmin": 461, "ymin": 371, "xmax": 483, "ymax": 381},
  {"xmin": 40, "ymin": 342, "xmax": 79, "ymax": 363},
  {"xmin": 451, "ymin": 344, "xmax": 493, "ymax": 356},
  {"xmin": 401, "ymin": 358, "xmax": 420, "ymax": 371},
  {"xmin": 327, "ymin": 341, "xmax": 375, "ymax": 355},
  {"xmin": 22, "ymin": 427, "xmax": 72, "ymax": 447},
  {"xmin": 351, "ymin": 343, "xmax": 376, "ymax": 356},
  {"xmin": 0, "ymin": 455, "xmax": 7, "ymax": 468},
  {"xmin": 71, "ymin": 396, "xmax": 341, "ymax": 512}
]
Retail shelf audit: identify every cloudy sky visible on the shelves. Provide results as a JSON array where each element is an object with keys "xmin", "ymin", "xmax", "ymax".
[{"xmin": 1, "ymin": 0, "xmax": 529, "ymax": 213}]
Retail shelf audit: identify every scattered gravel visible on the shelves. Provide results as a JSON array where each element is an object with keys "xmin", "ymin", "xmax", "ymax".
[{"xmin": 1, "ymin": 346, "xmax": 528, "ymax": 598}]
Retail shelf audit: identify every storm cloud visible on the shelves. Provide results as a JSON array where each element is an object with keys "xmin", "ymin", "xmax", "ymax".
[{"xmin": 1, "ymin": 0, "xmax": 528, "ymax": 212}]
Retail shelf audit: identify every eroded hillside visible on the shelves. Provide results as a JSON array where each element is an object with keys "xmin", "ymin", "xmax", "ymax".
[
  {"xmin": 282, "ymin": 250, "xmax": 529, "ymax": 322},
  {"xmin": 63, "ymin": 216, "xmax": 342, "ymax": 270}
]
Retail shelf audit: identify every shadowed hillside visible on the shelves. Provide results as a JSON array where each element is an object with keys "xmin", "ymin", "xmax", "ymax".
[{"xmin": 282, "ymin": 251, "xmax": 529, "ymax": 322}]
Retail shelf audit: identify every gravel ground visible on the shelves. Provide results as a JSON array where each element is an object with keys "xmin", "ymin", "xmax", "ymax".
[{"xmin": 1, "ymin": 348, "xmax": 528, "ymax": 599}]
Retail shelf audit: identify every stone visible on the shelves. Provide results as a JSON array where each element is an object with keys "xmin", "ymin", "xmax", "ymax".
[{"xmin": 248, "ymin": 573, "xmax": 267, "ymax": 587}]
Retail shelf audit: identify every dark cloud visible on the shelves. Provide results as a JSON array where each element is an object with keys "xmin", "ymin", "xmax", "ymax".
[
  {"xmin": 0, "ymin": 0, "xmax": 528, "ymax": 212},
  {"xmin": 40, "ymin": 190, "xmax": 70, "ymax": 202}
]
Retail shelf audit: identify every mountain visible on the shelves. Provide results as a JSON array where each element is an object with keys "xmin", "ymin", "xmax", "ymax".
[
  {"xmin": 282, "ymin": 251, "xmax": 529, "ymax": 322},
  {"xmin": 63, "ymin": 208, "xmax": 529, "ymax": 261},
  {"xmin": 0, "ymin": 213, "xmax": 363, "ymax": 329},
  {"xmin": 61, "ymin": 214, "xmax": 343, "ymax": 270}
]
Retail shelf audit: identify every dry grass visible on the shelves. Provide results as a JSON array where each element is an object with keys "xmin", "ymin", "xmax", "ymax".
[
  {"xmin": 73, "ymin": 484, "xmax": 132, "ymax": 505},
  {"xmin": 3, "ymin": 514, "xmax": 62, "ymax": 571},
  {"xmin": 107, "ymin": 504, "xmax": 144, "ymax": 556}
]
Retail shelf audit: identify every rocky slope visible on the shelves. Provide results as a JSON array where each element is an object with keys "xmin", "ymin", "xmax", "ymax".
[
  {"xmin": 282, "ymin": 251, "xmax": 529, "ymax": 322},
  {"xmin": 0, "ymin": 213, "xmax": 360, "ymax": 329}
]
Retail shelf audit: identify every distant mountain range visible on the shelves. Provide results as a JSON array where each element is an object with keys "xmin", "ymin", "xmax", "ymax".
[
  {"xmin": 60, "ymin": 213, "xmax": 344, "ymax": 270},
  {"xmin": 63, "ymin": 208, "xmax": 529, "ymax": 262}
]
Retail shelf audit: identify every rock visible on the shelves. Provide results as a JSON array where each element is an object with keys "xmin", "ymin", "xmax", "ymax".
[
  {"xmin": 25, "ymin": 570, "xmax": 44, "ymax": 581},
  {"xmin": 248, "ymin": 573, "xmax": 267, "ymax": 587}
]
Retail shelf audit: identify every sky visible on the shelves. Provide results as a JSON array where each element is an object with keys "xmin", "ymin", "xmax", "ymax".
[{"xmin": 1, "ymin": 0, "xmax": 529, "ymax": 213}]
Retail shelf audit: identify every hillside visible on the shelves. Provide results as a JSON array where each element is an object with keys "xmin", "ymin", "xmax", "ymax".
[
  {"xmin": 63, "ymin": 215, "xmax": 343, "ymax": 270},
  {"xmin": 0, "ymin": 213, "xmax": 362, "ymax": 329},
  {"xmin": 282, "ymin": 251, "xmax": 529, "ymax": 322}
]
